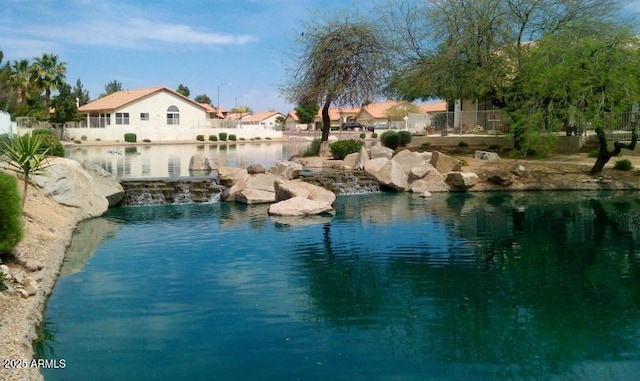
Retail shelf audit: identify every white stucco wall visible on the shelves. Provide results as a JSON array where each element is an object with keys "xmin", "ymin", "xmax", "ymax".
[
  {"xmin": 0, "ymin": 111, "xmax": 16, "ymax": 135},
  {"xmin": 84, "ymin": 90, "xmax": 208, "ymax": 129}
]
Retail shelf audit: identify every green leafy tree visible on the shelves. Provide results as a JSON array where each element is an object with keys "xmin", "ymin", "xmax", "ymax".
[
  {"xmin": 1, "ymin": 133, "xmax": 51, "ymax": 208},
  {"xmin": 176, "ymin": 84, "xmax": 190, "ymax": 97},
  {"xmin": 0, "ymin": 49, "xmax": 12, "ymax": 111},
  {"xmin": 101, "ymin": 80, "xmax": 123, "ymax": 98},
  {"xmin": 51, "ymin": 82, "xmax": 81, "ymax": 140},
  {"xmin": 294, "ymin": 99, "xmax": 319, "ymax": 127},
  {"xmin": 194, "ymin": 94, "xmax": 212, "ymax": 105},
  {"xmin": 72, "ymin": 79, "xmax": 90, "ymax": 106},
  {"xmin": 0, "ymin": 172, "xmax": 23, "ymax": 254},
  {"xmin": 31, "ymin": 53, "xmax": 67, "ymax": 108},
  {"xmin": 283, "ymin": 12, "xmax": 391, "ymax": 142}
]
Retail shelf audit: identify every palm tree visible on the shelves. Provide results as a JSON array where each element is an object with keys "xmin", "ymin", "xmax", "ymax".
[
  {"xmin": 32, "ymin": 53, "xmax": 67, "ymax": 108},
  {"xmin": 10, "ymin": 59, "xmax": 32, "ymax": 103}
]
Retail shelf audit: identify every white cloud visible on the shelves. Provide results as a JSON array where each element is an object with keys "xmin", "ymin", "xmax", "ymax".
[{"xmin": 18, "ymin": 17, "xmax": 257, "ymax": 51}]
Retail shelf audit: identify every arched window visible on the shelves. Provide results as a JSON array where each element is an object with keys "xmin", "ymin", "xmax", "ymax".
[{"xmin": 167, "ymin": 105, "xmax": 180, "ymax": 125}]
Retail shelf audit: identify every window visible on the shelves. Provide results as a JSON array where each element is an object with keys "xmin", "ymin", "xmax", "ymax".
[
  {"xmin": 116, "ymin": 112, "xmax": 130, "ymax": 125},
  {"xmin": 167, "ymin": 105, "xmax": 179, "ymax": 125},
  {"xmin": 140, "ymin": 112, "xmax": 149, "ymax": 121}
]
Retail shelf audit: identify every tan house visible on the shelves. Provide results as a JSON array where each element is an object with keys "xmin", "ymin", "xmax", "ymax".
[{"xmin": 78, "ymin": 86, "xmax": 210, "ymax": 129}]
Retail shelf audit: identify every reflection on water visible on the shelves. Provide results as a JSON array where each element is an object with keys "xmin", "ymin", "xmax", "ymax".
[
  {"xmin": 41, "ymin": 192, "xmax": 640, "ymax": 381},
  {"xmin": 65, "ymin": 141, "xmax": 310, "ymax": 179}
]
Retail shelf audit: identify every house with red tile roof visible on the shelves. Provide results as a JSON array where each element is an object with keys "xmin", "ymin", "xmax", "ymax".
[
  {"xmin": 78, "ymin": 86, "xmax": 211, "ymax": 129},
  {"xmin": 238, "ymin": 111, "xmax": 285, "ymax": 129}
]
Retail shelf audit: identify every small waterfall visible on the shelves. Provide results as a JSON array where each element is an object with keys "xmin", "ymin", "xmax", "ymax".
[
  {"xmin": 300, "ymin": 169, "xmax": 380, "ymax": 195},
  {"xmin": 120, "ymin": 178, "xmax": 225, "ymax": 206}
]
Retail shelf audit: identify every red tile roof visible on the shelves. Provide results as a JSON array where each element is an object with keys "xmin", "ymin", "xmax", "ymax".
[{"xmin": 78, "ymin": 86, "xmax": 208, "ymax": 112}]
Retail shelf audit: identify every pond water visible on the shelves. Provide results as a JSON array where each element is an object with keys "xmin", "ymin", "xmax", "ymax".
[
  {"xmin": 40, "ymin": 191, "xmax": 640, "ymax": 381},
  {"xmin": 65, "ymin": 141, "xmax": 311, "ymax": 179}
]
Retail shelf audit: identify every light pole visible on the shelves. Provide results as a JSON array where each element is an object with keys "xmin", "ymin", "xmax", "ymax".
[{"xmin": 217, "ymin": 82, "xmax": 231, "ymax": 118}]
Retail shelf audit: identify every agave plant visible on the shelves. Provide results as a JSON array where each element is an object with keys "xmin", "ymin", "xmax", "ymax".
[{"xmin": 0, "ymin": 133, "xmax": 51, "ymax": 208}]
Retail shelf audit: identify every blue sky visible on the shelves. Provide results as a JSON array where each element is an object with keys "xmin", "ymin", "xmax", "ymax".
[
  {"xmin": 0, "ymin": 0, "xmax": 367, "ymax": 113},
  {"xmin": 2, "ymin": 0, "xmax": 640, "ymax": 114}
]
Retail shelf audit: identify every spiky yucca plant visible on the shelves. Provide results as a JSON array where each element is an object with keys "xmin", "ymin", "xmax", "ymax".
[{"xmin": 0, "ymin": 134, "xmax": 51, "ymax": 208}]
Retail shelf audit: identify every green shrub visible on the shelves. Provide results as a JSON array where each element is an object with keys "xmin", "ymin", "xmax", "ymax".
[
  {"xmin": 239, "ymin": 137, "xmax": 246, "ymax": 141},
  {"xmin": 266, "ymin": 137, "xmax": 271, "ymax": 140},
  {"xmin": 218, "ymin": 132, "xmax": 228, "ymax": 141},
  {"xmin": 196, "ymin": 135, "xmax": 205, "ymax": 141},
  {"xmin": 371, "ymin": 132, "xmax": 378, "ymax": 139},
  {"xmin": 458, "ymin": 141, "xmax": 469, "ymax": 147},
  {"xmin": 613, "ymin": 159, "xmax": 633, "ymax": 171},
  {"xmin": 398, "ymin": 131, "xmax": 412, "ymax": 147},
  {"xmin": 330, "ymin": 139, "xmax": 362, "ymax": 160},
  {"xmin": 229, "ymin": 134, "xmax": 237, "ymax": 141},
  {"xmin": 33, "ymin": 132, "xmax": 64, "ymax": 157},
  {"xmin": 125, "ymin": 147, "xmax": 137, "ymax": 155},
  {"xmin": 255, "ymin": 136, "xmax": 262, "ymax": 140},
  {"xmin": 124, "ymin": 133, "xmax": 137, "ymax": 143},
  {"xmin": 74, "ymin": 140, "xmax": 81, "ymax": 144},
  {"xmin": 209, "ymin": 135, "xmax": 218, "ymax": 141},
  {"xmin": 359, "ymin": 132, "xmax": 366, "ymax": 139},
  {"xmin": 32, "ymin": 129, "xmax": 55, "ymax": 137},
  {"xmin": 587, "ymin": 149, "xmax": 599, "ymax": 158},
  {"xmin": 303, "ymin": 138, "xmax": 322, "ymax": 157},
  {"xmin": 380, "ymin": 130, "xmax": 400, "ymax": 150},
  {"xmin": 0, "ymin": 173, "xmax": 23, "ymax": 254},
  {"xmin": 143, "ymin": 139, "xmax": 151, "ymax": 143}
]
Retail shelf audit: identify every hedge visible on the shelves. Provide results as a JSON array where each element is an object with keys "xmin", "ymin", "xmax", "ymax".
[{"xmin": 0, "ymin": 173, "xmax": 23, "ymax": 254}]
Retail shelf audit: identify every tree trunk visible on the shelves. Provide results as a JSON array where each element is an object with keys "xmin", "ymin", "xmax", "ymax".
[
  {"xmin": 590, "ymin": 124, "xmax": 638, "ymax": 175},
  {"xmin": 321, "ymin": 98, "xmax": 332, "ymax": 142}
]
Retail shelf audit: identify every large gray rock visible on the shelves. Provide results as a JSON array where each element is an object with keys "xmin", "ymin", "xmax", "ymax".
[
  {"xmin": 82, "ymin": 161, "xmax": 124, "ymax": 207},
  {"xmin": 234, "ymin": 173, "xmax": 281, "ymax": 204},
  {"xmin": 34, "ymin": 157, "xmax": 108, "ymax": 218},
  {"xmin": 429, "ymin": 151, "xmax": 462, "ymax": 174},
  {"xmin": 268, "ymin": 196, "xmax": 334, "ymax": 216},
  {"xmin": 247, "ymin": 163, "xmax": 266, "ymax": 174},
  {"xmin": 373, "ymin": 159, "xmax": 408, "ymax": 191},
  {"xmin": 274, "ymin": 179, "xmax": 336, "ymax": 205},
  {"xmin": 409, "ymin": 170, "xmax": 449, "ymax": 193},
  {"xmin": 218, "ymin": 166, "xmax": 249, "ymax": 187},
  {"xmin": 235, "ymin": 188, "xmax": 275, "ymax": 204},
  {"xmin": 370, "ymin": 144, "xmax": 394, "ymax": 159},
  {"xmin": 342, "ymin": 152, "xmax": 359, "ymax": 170},
  {"xmin": 268, "ymin": 161, "xmax": 302, "ymax": 179},
  {"xmin": 474, "ymin": 150, "xmax": 500, "ymax": 161},
  {"xmin": 364, "ymin": 157, "xmax": 388, "ymax": 174},
  {"xmin": 392, "ymin": 149, "xmax": 427, "ymax": 175},
  {"xmin": 188, "ymin": 154, "xmax": 211, "ymax": 171},
  {"xmin": 446, "ymin": 172, "xmax": 479, "ymax": 191}
]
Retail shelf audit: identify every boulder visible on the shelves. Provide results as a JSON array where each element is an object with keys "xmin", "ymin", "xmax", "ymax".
[
  {"xmin": 188, "ymin": 154, "xmax": 211, "ymax": 172},
  {"xmin": 268, "ymin": 196, "xmax": 334, "ymax": 216},
  {"xmin": 409, "ymin": 166, "xmax": 431, "ymax": 180},
  {"xmin": 82, "ymin": 161, "xmax": 125, "ymax": 207},
  {"xmin": 488, "ymin": 173, "xmax": 514, "ymax": 186},
  {"xmin": 392, "ymin": 149, "xmax": 427, "ymax": 175},
  {"xmin": 409, "ymin": 170, "xmax": 449, "ymax": 193},
  {"xmin": 319, "ymin": 141, "xmax": 332, "ymax": 158},
  {"xmin": 374, "ymin": 159, "xmax": 408, "ymax": 191},
  {"xmin": 370, "ymin": 144, "xmax": 394, "ymax": 159},
  {"xmin": 512, "ymin": 164, "xmax": 527, "ymax": 177},
  {"xmin": 364, "ymin": 157, "xmax": 388, "ymax": 175},
  {"xmin": 429, "ymin": 151, "xmax": 462, "ymax": 174},
  {"xmin": 268, "ymin": 161, "xmax": 302, "ymax": 179},
  {"xmin": 474, "ymin": 150, "xmax": 500, "ymax": 161},
  {"xmin": 34, "ymin": 157, "xmax": 108, "ymax": 218},
  {"xmin": 236, "ymin": 188, "xmax": 275, "ymax": 204},
  {"xmin": 274, "ymin": 179, "xmax": 336, "ymax": 205},
  {"xmin": 291, "ymin": 156, "xmax": 325, "ymax": 168},
  {"xmin": 342, "ymin": 152, "xmax": 359, "ymax": 170},
  {"xmin": 247, "ymin": 163, "xmax": 266, "ymax": 174},
  {"xmin": 421, "ymin": 191, "xmax": 433, "ymax": 198},
  {"xmin": 446, "ymin": 172, "xmax": 479, "ymax": 191},
  {"xmin": 218, "ymin": 167, "xmax": 249, "ymax": 187}
]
